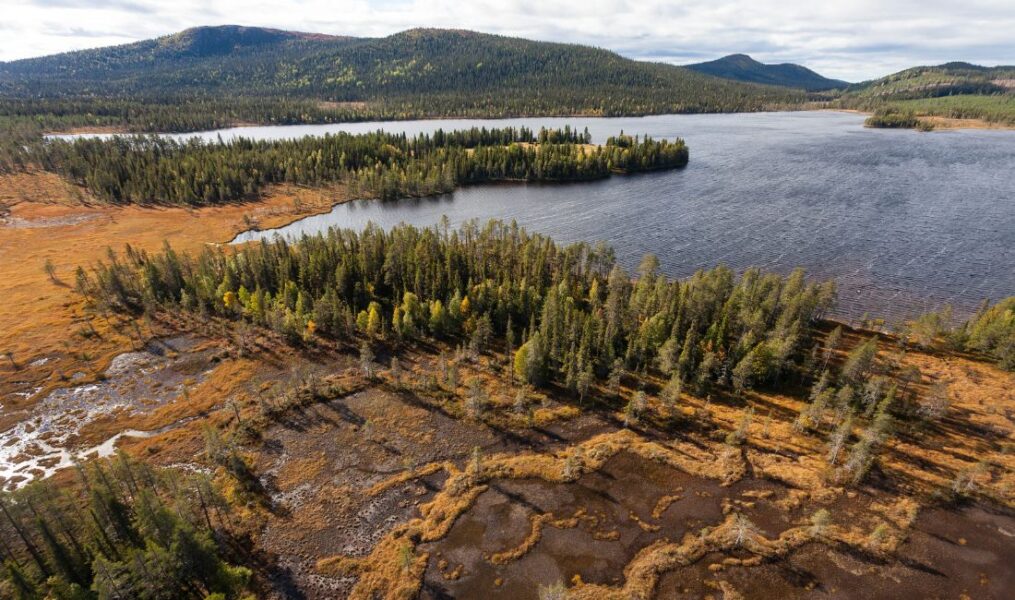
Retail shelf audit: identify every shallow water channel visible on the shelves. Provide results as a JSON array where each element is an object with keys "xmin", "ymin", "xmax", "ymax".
[{"xmin": 0, "ymin": 337, "xmax": 212, "ymax": 489}]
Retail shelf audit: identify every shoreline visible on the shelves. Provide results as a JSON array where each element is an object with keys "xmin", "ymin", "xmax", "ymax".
[
  {"xmin": 46, "ymin": 108, "xmax": 1015, "ymax": 139},
  {"xmin": 43, "ymin": 108, "xmax": 834, "ymax": 138},
  {"xmin": 911, "ymin": 114, "xmax": 1015, "ymax": 131},
  {"xmin": 819, "ymin": 107, "xmax": 1015, "ymax": 131}
]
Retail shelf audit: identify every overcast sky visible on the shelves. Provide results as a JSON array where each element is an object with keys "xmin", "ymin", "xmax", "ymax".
[{"xmin": 3, "ymin": 0, "xmax": 1013, "ymax": 81}]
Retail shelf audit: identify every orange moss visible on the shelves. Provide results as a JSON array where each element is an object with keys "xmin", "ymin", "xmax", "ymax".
[
  {"xmin": 0, "ymin": 176, "xmax": 343, "ymax": 430},
  {"xmin": 488, "ymin": 509, "xmax": 584, "ymax": 565},
  {"xmin": 366, "ymin": 461, "xmax": 451, "ymax": 497},
  {"xmin": 628, "ymin": 511, "xmax": 661, "ymax": 533},
  {"xmin": 316, "ymin": 429, "xmax": 748, "ymax": 595},
  {"xmin": 567, "ymin": 512, "xmax": 893, "ymax": 600},
  {"xmin": 651, "ymin": 493, "xmax": 683, "ymax": 519},
  {"xmin": 317, "ymin": 524, "xmax": 428, "ymax": 600},
  {"xmin": 442, "ymin": 563, "xmax": 464, "ymax": 580},
  {"xmin": 532, "ymin": 405, "xmax": 581, "ymax": 426},
  {"xmin": 746, "ymin": 450, "xmax": 829, "ymax": 492}
]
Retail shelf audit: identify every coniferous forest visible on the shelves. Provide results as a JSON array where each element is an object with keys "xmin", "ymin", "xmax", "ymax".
[
  {"xmin": 82, "ymin": 221, "xmax": 837, "ymax": 392},
  {"xmin": 32, "ymin": 127, "xmax": 687, "ymax": 205},
  {"xmin": 0, "ymin": 27, "xmax": 802, "ymax": 112},
  {"xmin": 0, "ymin": 25, "xmax": 800, "ymax": 176},
  {"xmin": 0, "ymin": 453, "xmax": 252, "ymax": 599}
]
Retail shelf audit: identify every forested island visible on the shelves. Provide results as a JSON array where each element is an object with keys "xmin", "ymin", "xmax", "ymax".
[
  {"xmin": 863, "ymin": 108, "xmax": 928, "ymax": 130},
  {"xmin": 26, "ymin": 127, "xmax": 687, "ymax": 205}
]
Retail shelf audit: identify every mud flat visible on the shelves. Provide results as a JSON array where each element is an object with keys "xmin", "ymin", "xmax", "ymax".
[
  {"xmin": 254, "ymin": 384, "xmax": 505, "ymax": 599},
  {"xmin": 420, "ymin": 452, "xmax": 753, "ymax": 598},
  {"xmin": 651, "ymin": 501, "xmax": 1015, "ymax": 599},
  {"xmin": 241, "ymin": 356, "xmax": 1013, "ymax": 600}
]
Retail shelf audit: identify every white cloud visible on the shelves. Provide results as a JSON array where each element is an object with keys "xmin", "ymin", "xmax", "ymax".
[{"xmin": 2, "ymin": 0, "xmax": 1013, "ymax": 81}]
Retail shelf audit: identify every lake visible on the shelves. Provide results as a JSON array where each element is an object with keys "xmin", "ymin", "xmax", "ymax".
[{"xmin": 64, "ymin": 112, "xmax": 1015, "ymax": 323}]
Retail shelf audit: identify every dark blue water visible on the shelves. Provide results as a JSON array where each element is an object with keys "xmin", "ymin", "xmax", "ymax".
[{"xmin": 75, "ymin": 111, "xmax": 1015, "ymax": 323}]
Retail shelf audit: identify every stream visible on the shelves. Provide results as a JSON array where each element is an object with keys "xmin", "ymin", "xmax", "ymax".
[{"xmin": 0, "ymin": 337, "xmax": 213, "ymax": 489}]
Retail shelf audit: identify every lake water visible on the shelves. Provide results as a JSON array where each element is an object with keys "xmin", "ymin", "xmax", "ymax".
[{"xmin": 65, "ymin": 112, "xmax": 1015, "ymax": 323}]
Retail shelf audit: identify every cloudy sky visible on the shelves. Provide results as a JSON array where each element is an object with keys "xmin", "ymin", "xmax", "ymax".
[{"xmin": 3, "ymin": 0, "xmax": 1013, "ymax": 81}]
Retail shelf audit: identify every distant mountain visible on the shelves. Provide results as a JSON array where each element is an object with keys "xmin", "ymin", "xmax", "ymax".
[
  {"xmin": 844, "ymin": 61, "xmax": 1015, "ymax": 100},
  {"xmin": 0, "ymin": 26, "xmax": 357, "ymax": 90},
  {"xmin": 685, "ymin": 54, "xmax": 848, "ymax": 91},
  {"xmin": 0, "ymin": 26, "xmax": 803, "ymax": 116}
]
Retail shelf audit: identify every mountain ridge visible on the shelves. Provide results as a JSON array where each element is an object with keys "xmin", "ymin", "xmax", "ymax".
[
  {"xmin": 0, "ymin": 25, "xmax": 803, "ymax": 117},
  {"xmin": 685, "ymin": 53, "xmax": 848, "ymax": 91}
]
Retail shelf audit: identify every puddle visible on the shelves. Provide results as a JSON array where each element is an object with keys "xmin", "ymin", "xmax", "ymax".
[
  {"xmin": 893, "ymin": 504, "xmax": 1015, "ymax": 598},
  {"xmin": 1, "ymin": 213, "xmax": 100, "ymax": 229},
  {"xmin": 652, "ymin": 499, "xmax": 1015, "ymax": 599},
  {"xmin": 0, "ymin": 337, "xmax": 212, "ymax": 489},
  {"xmin": 254, "ymin": 387, "xmax": 501, "ymax": 600},
  {"xmin": 421, "ymin": 451, "xmax": 787, "ymax": 598}
]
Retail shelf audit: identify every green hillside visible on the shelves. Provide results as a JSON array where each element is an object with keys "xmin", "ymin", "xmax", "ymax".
[
  {"xmin": 887, "ymin": 94, "xmax": 1015, "ymax": 124},
  {"xmin": 844, "ymin": 62, "xmax": 1014, "ymax": 101},
  {"xmin": 0, "ymin": 26, "xmax": 802, "ymax": 117},
  {"xmin": 686, "ymin": 53, "xmax": 848, "ymax": 91},
  {"xmin": 839, "ymin": 62, "xmax": 1015, "ymax": 126}
]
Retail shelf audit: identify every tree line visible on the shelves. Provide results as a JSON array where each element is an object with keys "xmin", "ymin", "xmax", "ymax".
[
  {"xmin": 0, "ymin": 99, "xmax": 594, "ymax": 176},
  {"xmin": 78, "ymin": 220, "xmax": 835, "ymax": 400},
  {"xmin": 35, "ymin": 128, "xmax": 688, "ymax": 205},
  {"xmin": 0, "ymin": 96, "xmax": 395, "ymax": 174},
  {"xmin": 908, "ymin": 299, "xmax": 1015, "ymax": 371},
  {"xmin": 0, "ymin": 26, "xmax": 802, "ymax": 175}
]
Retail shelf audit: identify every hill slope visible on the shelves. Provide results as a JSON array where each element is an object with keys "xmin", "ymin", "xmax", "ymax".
[
  {"xmin": 839, "ymin": 62, "xmax": 1015, "ymax": 126},
  {"xmin": 844, "ymin": 61, "xmax": 1015, "ymax": 100},
  {"xmin": 0, "ymin": 26, "xmax": 803, "ymax": 116},
  {"xmin": 685, "ymin": 53, "xmax": 848, "ymax": 91}
]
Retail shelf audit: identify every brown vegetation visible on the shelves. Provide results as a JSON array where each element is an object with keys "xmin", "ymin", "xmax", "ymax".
[
  {"xmin": 1, "ymin": 183, "xmax": 1012, "ymax": 599},
  {"xmin": 0, "ymin": 175, "xmax": 342, "ymax": 431}
]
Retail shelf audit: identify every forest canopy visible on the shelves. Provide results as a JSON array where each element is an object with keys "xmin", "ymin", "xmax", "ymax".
[
  {"xmin": 79, "ymin": 220, "xmax": 837, "ymax": 396},
  {"xmin": 0, "ymin": 453, "xmax": 252, "ymax": 600},
  {"xmin": 0, "ymin": 25, "xmax": 801, "ymax": 169},
  {"xmin": 33, "ymin": 127, "xmax": 688, "ymax": 205}
]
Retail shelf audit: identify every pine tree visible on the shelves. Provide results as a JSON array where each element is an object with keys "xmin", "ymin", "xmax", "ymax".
[
  {"xmin": 359, "ymin": 342, "xmax": 375, "ymax": 378},
  {"xmin": 576, "ymin": 367, "xmax": 593, "ymax": 406},
  {"xmin": 827, "ymin": 415, "xmax": 853, "ymax": 465},
  {"xmin": 466, "ymin": 379, "xmax": 487, "ymax": 420},
  {"xmin": 822, "ymin": 325, "xmax": 842, "ymax": 369},
  {"xmin": 607, "ymin": 359, "xmax": 624, "ymax": 397}
]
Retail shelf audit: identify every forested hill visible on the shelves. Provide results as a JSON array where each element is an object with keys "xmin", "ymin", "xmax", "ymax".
[
  {"xmin": 685, "ymin": 54, "xmax": 848, "ymax": 91},
  {"xmin": 835, "ymin": 61, "xmax": 1015, "ymax": 126},
  {"xmin": 842, "ymin": 62, "xmax": 1015, "ymax": 100},
  {"xmin": 0, "ymin": 25, "xmax": 803, "ymax": 115}
]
